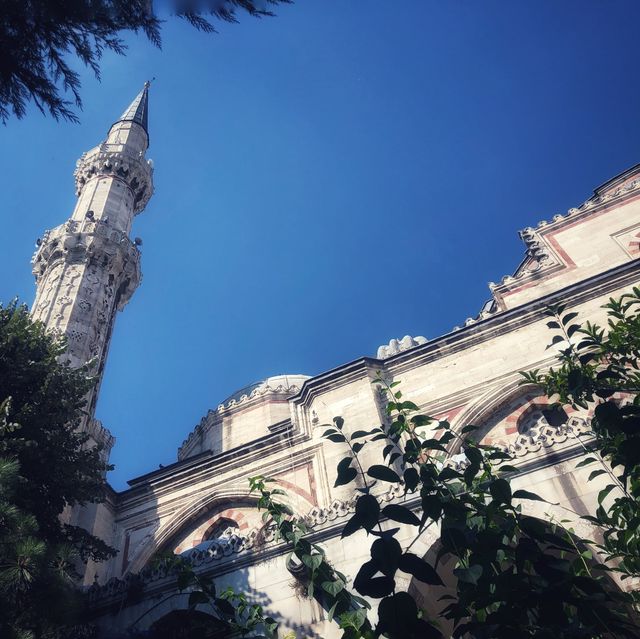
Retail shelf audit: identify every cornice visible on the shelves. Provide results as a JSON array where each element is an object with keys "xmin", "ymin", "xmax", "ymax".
[{"xmin": 119, "ymin": 428, "xmax": 312, "ymax": 502}]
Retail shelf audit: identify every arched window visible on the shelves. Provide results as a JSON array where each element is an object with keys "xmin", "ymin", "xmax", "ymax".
[
  {"xmin": 204, "ymin": 517, "xmax": 239, "ymax": 542},
  {"xmin": 517, "ymin": 405, "xmax": 568, "ymax": 437}
]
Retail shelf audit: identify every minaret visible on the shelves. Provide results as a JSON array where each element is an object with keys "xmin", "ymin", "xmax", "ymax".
[{"xmin": 31, "ymin": 83, "xmax": 154, "ymax": 454}]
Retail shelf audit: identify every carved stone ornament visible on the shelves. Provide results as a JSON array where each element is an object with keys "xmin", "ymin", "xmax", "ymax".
[
  {"xmin": 32, "ymin": 219, "xmax": 142, "ymax": 310},
  {"xmin": 74, "ymin": 145, "xmax": 154, "ymax": 213}
]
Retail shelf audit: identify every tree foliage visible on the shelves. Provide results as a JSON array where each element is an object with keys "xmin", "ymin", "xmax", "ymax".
[
  {"xmin": 0, "ymin": 301, "xmax": 113, "ymax": 637},
  {"xmin": 523, "ymin": 289, "xmax": 640, "ymax": 587},
  {"xmin": 246, "ymin": 291, "xmax": 640, "ymax": 637},
  {"xmin": 250, "ymin": 385, "xmax": 635, "ymax": 638},
  {"xmin": 0, "ymin": 0, "xmax": 292, "ymax": 123},
  {"xmin": 0, "ymin": 449, "xmax": 92, "ymax": 639}
]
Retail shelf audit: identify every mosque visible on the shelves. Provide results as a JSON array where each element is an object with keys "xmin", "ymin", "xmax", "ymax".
[{"xmin": 30, "ymin": 84, "xmax": 640, "ymax": 637}]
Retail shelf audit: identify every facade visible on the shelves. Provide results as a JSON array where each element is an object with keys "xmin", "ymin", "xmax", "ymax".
[{"xmin": 31, "ymin": 87, "xmax": 640, "ymax": 637}]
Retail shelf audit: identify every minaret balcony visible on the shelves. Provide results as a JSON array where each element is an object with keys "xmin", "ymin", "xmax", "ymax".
[
  {"xmin": 32, "ymin": 221, "xmax": 142, "ymax": 309},
  {"xmin": 74, "ymin": 146, "xmax": 154, "ymax": 214}
]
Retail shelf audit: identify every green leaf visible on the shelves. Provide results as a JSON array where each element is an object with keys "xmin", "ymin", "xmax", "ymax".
[
  {"xmin": 177, "ymin": 569, "xmax": 194, "ymax": 591},
  {"xmin": 411, "ymin": 414, "xmax": 433, "ymax": 427},
  {"xmin": 464, "ymin": 446, "xmax": 483, "ymax": 466},
  {"xmin": 367, "ymin": 465, "xmax": 401, "ymax": 483},
  {"xmin": 341, "ymin": 512, "xmax": 363, "ymax": 538},
  {"xmin": 351, "ymin": 430, "xmax": 371, "ymax": 439},
  {"xmin": 356, "ymin": 574, "xmax": 395, "ymax": 598},
  {"xmin": 441, "ymin": 527, "xmax": 467, "ymax": 554},
  {"xmin": 400, "ymin": 400, "xmax": 419, "ymax": 411},
  {"xmin": 339, "ymin": 607, "xmax": 368, "ymax": 631},
  {"xmin": 597, "ymin": 484, "xmax": 617, "ymax": 504},
  {"xmin": 587, "ymin": 469, "xmax": 608, "ymax": 482},
  {"xmin": 454, "ymin": 564, "xmax": 483, "ymax": 585},
  {"xmin": 575, "ymin": 457, "xmax": 598, "ymax": 469},
  {"xmin": 547, "ymin": 335, "xmax": 565, "ymax": 349},
  {"xmin": 513, "ymin": 489, "xmax": 551, "ymax": 503},
  {"xmin": 371, "ymin": 537, "xmax": 402, "ymax": 576},
  {"xmin": 381, "ymin": 504, "xmax": 420, "ymax": 526},
  {"xmin": 377, "ymin": 592, "xmax": 419, "ymax": 635},
  {"xmin": 421, "ymin": 494, "xmax": 442, "ymax": 522},
  {"xmin": 325, "ymin": 433, "xmax": 347, "ymax": 443},
  {"xmin": 302, "ymin": 554, "xmax": 322, "ymax": 571},
  {"xmin": 322, "ymin": 579, "xmax": 344, "ymax": 597},
  {"xmin": 438, "ymin": 467, "xmax": 462, "ymax": 481},
  {"xmin": 398, "ymin": 553, "xmax": 443, "ymax": 585},
  {"xmin": 498, "ymin": 464, "xmax": 519, "ymax": 474},
  {"xmin": 355, "ymin": 494, "xmax": 380, "ymax": 531},
  {"xmin": 334, "ymin": 457, "xmax": 357, "ymax": 487},
  {"xmin": 489, "ymin": 478, "xmax": 512, "ymax": 504},
  {"xmin": 403, "ymin": 467, "xmax": 419, "ymax": 491},
  {"xmin": 333, "ymin": 416, "xmax": 345, "ymax": 430}
]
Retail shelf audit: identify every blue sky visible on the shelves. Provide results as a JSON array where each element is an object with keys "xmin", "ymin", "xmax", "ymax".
[{"xmin": 2, "ymin": 1, "xmax": 640, "ymax": 490}]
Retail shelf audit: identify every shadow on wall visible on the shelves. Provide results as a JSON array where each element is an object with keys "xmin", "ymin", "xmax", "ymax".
[{"xmin": 95, "ymin": 564, "xmax": 327, "ymax": 639}]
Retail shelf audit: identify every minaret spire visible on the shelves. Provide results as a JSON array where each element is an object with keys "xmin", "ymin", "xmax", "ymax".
[
  {"xmin": 31, "ymin": 84, "xmax": 155, "ymax": 437},
  {"xmin": 112, "ymin": 81, "xmax": 150, "ymax": 137}
]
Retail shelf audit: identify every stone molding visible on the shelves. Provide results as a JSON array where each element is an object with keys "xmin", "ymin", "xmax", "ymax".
[{"xmin": 74, "ymin": 144, "xmax": 154, "ymax": 213}]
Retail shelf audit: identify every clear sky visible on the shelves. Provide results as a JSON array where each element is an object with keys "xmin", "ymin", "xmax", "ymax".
[{"xmin": 2, "ymin": 1, "xmax": 640, "ymax": 490}]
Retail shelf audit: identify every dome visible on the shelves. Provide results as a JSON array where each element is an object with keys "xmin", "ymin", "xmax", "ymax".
[
  {"xmin": 220, "ymin": 374, "xmax": 310, "ymax": 406},
  {"xmin": 178, "ymin": 374, "xmax": 311, "ymax": 462}
]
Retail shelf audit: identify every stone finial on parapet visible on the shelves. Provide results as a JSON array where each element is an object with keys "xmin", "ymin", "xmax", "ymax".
[{"xmin": 376, "ymin": 335, "xmax": 427, "ymax": 359}]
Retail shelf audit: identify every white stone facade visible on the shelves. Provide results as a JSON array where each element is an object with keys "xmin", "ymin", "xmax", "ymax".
[{"xmin": 30, "ymin": 88, "xmax": 640, "ymax": 636}]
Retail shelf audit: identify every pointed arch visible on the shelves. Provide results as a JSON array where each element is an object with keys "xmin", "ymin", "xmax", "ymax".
[
  {"xmin": 447, "ymin": 381, "xmax": 551, "ymax": 453},
  {"xmin": 125, "ymin": 484, "xmax": 315, "ymax": 575},
  {"xmin": 450, "ymin": 380, "xmax": 540, "ymax": 433}
]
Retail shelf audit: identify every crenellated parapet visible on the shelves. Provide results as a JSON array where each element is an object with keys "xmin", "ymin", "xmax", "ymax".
[{"xmin": 75, "ymin": 145, "xmax": 154, "ymax": 213}]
